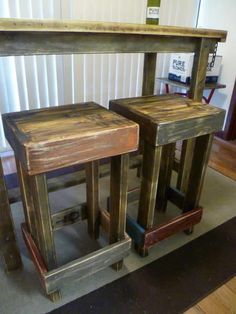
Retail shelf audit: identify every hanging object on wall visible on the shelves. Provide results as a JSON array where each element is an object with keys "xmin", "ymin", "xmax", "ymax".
[{"xmin": 146, "ymin": 0, "xmax": 161, "ymax": 25}]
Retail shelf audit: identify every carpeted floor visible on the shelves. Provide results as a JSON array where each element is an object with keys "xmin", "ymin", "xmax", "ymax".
[
  {"xmin": 0, "ymin": 167, "xmax": 235, "ymax": 314},
  {"xmin": 48, "ymin": 217, "xmax": 236, "ymax": 314}
]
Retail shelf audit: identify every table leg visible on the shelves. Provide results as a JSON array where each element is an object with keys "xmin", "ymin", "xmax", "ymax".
[
  {"xmin": 178, "ymin": 38, "xmax": 212, "ymax": 194},
  {"xmin": 109, "ymin": 154, "xmax": 129, "ymax": 271},
  {"xmin": 142, "ymin": 53, "xmax": 157, "ymax": 96},
  {"xmin": 86, "ymin": 160, "xmax": 100, "ymax": 239},
  {"xmin": 0, "ymin": 159, "xmax": 22, "ymax": 271}
]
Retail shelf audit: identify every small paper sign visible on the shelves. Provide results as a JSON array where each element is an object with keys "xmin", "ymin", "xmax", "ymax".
[{"xmin": 146, "ymin": 7, "xmax": 160, "ymax": 19}]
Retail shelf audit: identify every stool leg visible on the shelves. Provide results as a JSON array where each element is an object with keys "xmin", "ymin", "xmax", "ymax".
[
  {"xmin": 137, "ymin": 140, "xmax": 144, "ymax": 178},
  {"xmin": 156, "ymin": 143, "xmax": 175, "ymax": 212},
  {"xmin": 177, "ymin": 139, "xmax": 196, "ymax": 193},
  {"xmin": 0, "ymin": 160, "xmax": 22, "ymax": 271},
  {"xmin": 16, "ymin": 159, "xmax": 38, "ymax": 243},
  {"xmin": 137, "ymin": 141, "xmax": 162, "ymax": 256},
  {"xmin": 183, "ymin": 134, "xmax": 214, "ymax": 232},
  {"xmin": 30, "ymin": 174, "xmax": 60, "ymax": 302},
  {"xmin": 86, "ymin": 160, "xmax": 100, "ymax": 239},
  {"xmin": 110, "ymin": 154, "xmax": 129, "ymax": 271},
  {"xmin": 138, "ymin": 141, "xmax": 162, "ymax": 228}
]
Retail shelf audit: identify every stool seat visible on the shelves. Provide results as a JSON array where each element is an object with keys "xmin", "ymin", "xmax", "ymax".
[
  {"xmin": 3, "ymin": 102, "xmax": 138, "ymax": 175},
  {"xmin": 110, "ymin": 94, "xmax": 225, "ymax": 145}
]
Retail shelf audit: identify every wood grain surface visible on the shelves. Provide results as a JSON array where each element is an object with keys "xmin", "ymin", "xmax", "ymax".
[
  {"xmin": 0, "ymin": 159, "xmax": 22, "ymax": 271},
  {"xmin": 0, "ymin": 19, "xmax": 226, "ymax": 56},
  {"xmin": 3, "ymin": 102, "xmax": 139, "ymax": 175},
  {"xmin": 0, "ymin": 18, "xmax": 227, "ymax": 40},
  {"xmin": 110, "ymin": 95, "xmax": 225, "ymax": 146}
]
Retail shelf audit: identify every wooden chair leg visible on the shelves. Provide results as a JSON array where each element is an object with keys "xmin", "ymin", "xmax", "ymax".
[
  {"xmin": 86, "ymin": 160, "xmax": 100, "ymax": 239},
  {"xmin": 30, "ymin": 173, "xmax": 61, "ymax": 302},
  {"xmin": 0, "ymin": 160, "xmax": 22, "ymax": 271},
  {"xmin": 176, "ymin": 138, "xmax": 196, "ymax": 193},
  {"xmin": 137, "ymin": 141, "xmax": 162, "ymax": 256},
  {"xmin": 183, "ymin": 133, "xmax": 214, "ymax": 212},
  {"xmin": 138, "ymin": 141, "xmax": 162, "ymax": 229},
  {"xmin": 137, "ymin": 140, "xmax": 144, "ymax": 178},
  {"xmin": 109, "ymin": 154, "xmax": 129, "ymax": 271},
  {"xmin": 156, "ymin": 142, "xmax": 175, "ymax": 212},
  {"xmin": 15, "ymin": 158, "xmax": 38, "ymax": 242}
]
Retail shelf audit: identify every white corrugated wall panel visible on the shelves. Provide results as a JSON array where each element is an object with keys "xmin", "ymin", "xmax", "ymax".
[{"xmin": 0, "ymin": 0, "xmax": 146, "ymax": 152}]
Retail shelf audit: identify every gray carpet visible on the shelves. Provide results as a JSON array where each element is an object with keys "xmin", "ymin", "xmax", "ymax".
[{"xmin": 0, "ymin": 168, "xmax": 235, "ymax": 314}]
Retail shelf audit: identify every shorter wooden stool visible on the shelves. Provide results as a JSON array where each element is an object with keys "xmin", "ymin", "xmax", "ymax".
[
  {"xmin": 2, "ymin": 102, "xmax": 138, "ymax": 300},
  {"xmin": 110, "ymin": 95, "xmax": 225, "ymax": 256},
  {"xmin": 0, "ymin": 158, "xmax": 22, "ymax": 271}
]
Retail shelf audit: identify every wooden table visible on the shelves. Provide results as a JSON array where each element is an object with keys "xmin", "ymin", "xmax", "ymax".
[
  {"xmin": 0, "ymin": 18, "xmax": 227, "ymax": 272},
  {"xmin": 157, "ymin": 77, "xmax": 226, "ymax": 104}
]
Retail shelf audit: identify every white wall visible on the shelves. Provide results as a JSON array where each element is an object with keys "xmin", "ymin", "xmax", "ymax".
[
  {"xmin": 0, "ymin": 0, "xmax": 146, "ymax": 152},
  {"xmin": 198, "ymin": 0, "xmax": 236, "ymax": 113},
  {"xmin": 156, "ymin": 0, "xmax": 200, "ymax": 93}
]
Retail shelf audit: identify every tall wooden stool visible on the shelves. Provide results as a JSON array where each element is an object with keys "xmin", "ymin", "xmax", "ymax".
[
  {"xmin": 110, "ymin": 95, "xmax": 225, "ymax": 256},
  {"xmin": 2, "ymin": 102, "xmax": 138, "ymax": 301},
  {"xmin": 0, "ymin": 158, "xmax": 22, "ymax": 271}
]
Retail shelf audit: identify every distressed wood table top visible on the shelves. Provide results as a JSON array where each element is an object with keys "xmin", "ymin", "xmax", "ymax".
[
  {"xmin": 0, "ymin": 18, "xmax": 227, "ymax": 56},
  {"xmin": 109, "ymin": 95, "xmax": 225, "ymax": 146},
  {"xmin": 0, "ymin": 18, "xmax": 227, "ymax": 39},
  {"xmin": 2, "ymin": 102, "xmax": 139, "ymax": 175}
]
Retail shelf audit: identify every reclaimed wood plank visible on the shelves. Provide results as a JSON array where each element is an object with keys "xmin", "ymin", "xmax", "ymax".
[
  {"xmin": 144, "ymin": 208, "xmax": 202, "ymax": 247},
  {"xmin": 100, "ymin": 209, "xmax": 110, "ymax": 235},
  {"xmin": 176, "ymin": 139, "xmax": 196, "ymax": 192},
  {"xmin": 86, "ymin": 161, "xmax": 100, "ymax": 239},
  {"xmin": 51, "ymin": 204, "xmax": 87, "ymax": 230},
  {"xmin": 0, "ymin": 19, "xmax": 227, "ymax": 40},
  {"xmin": 178, "ymin": 38, "xmax": 214, "ymax": 193},
  {"xmin": 30, "ymin": 173, "xmax": 60, "ymax": 301},
  {"xmin": 110, "ymin": 95, "xmax": 225, "ymax": 146},
  {"xmin": 21, "ymin": 223, "xmax": 48, "ymax": 287},
  {"xmin": 44, "ymin": 235, "xmax": 131, "ymax": 294},
  {"xmin": 167, "ymin": 187, "xmax": 185, "ymax": 209},
  {"xmin": 30, "ymin": 174, "xmax": 56, "ymax": 268},
  {"xmin": 8, "ymin": 154, "xmax": 142, "ymax": 205},
  {"xmin": 189, "ymin": 38, "xmax": 215, "ymax": 101},
  {"xmin": 0, "ymin": 159, "xmax": 22, "ymax": 271},
  {"xmin": 3, "ymin": 102, "xmax": 138, "ymax": 175},
  {"xmin": 183, "ymin": 134, "xmax": 214, "ymax": 212},
  {"xmin": 110, "ymin": 154, "xmax": 129, "ymax": 270},
  {"xmin": 142, "ymin": 53, "xmax": 157, "ymax": 96},
  {"xmin": 138, "ymin": 141, "xmax": 162, "ymax": 229},
  {"xmin": 15, "ymin": 158, "xmax": 38, "ymax": 241},
  {"xmin": 0, "ymin": 32, "xmax": 205, "ymax": 56},
  {"xmin": 156, "ymin": 143, "xmax": 175, "ymax": 212},
  {"xmin": 126, "ymin": 215, "xmax": 145, "ymax": 247}
]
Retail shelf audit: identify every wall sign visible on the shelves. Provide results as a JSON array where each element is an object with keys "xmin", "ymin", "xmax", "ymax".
[{"xmin": 146, "ymin": 7, "xmax": 160, "ymax": 19}]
